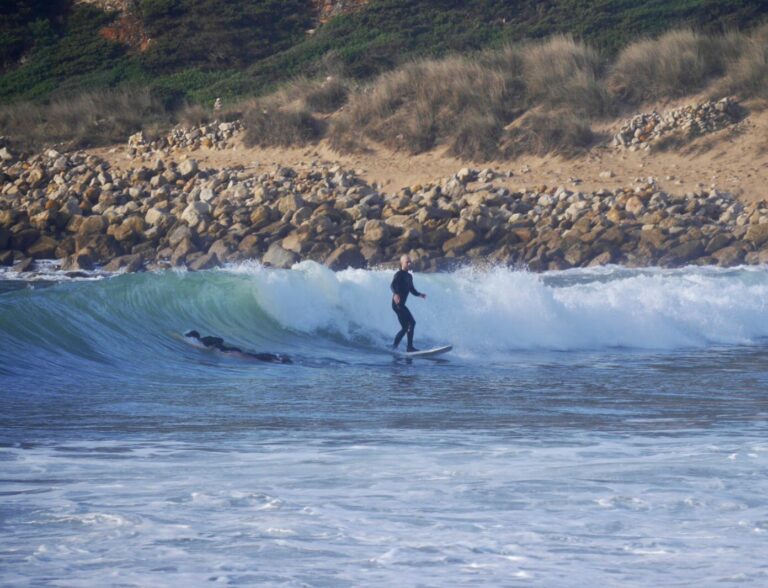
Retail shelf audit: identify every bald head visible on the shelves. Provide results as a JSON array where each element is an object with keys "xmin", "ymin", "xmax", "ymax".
[{"xmin": 400, "ymin": 254, "xmax": 411, "ymax": 270}]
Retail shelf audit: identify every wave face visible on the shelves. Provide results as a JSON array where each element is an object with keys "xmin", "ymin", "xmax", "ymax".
[{"xmin": 3, "ymin": 263, "xmax": 768, "ymax": 370}]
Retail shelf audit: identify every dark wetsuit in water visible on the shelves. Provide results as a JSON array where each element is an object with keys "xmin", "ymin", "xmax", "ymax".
[
  {"xmin": 390, "ymin": 269, "xmax": 423, "ymax": 351},
  {"xmin": 185, "ymin": 331, "xmax": 292, "ymax": 364}
]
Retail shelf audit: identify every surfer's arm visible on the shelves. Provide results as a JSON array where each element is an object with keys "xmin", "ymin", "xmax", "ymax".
[{"xmin": 408, "ymin": 276, "xmax": 425, "ymax": 298}]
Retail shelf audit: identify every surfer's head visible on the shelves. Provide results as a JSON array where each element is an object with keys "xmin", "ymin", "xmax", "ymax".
[
  {"xmin": 400, "ymin": 254, "xmax": 411, "ymax": 270},
  {"xmin": 184, "ymin": 330, "xmax": 201, "ymax": 339}
]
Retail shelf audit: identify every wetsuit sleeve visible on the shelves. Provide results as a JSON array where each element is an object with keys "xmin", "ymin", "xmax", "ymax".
[{"xmin": 407, "ymin": 274, "xmax": 422, "ymax": 297}]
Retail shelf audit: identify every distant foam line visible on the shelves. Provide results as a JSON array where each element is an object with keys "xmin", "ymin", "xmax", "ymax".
[{"xmin": 227, "ymin": 262, "xmax": 768, "ymax": 352}]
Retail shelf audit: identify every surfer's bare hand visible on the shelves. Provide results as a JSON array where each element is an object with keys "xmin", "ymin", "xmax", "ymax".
[
  {"xmin": 421, "ymin": 294, "xmax": 427, "ymax": 299},
  {"xmin": 393, "ymin": 294, "xmax": 400, "ymax": 305}
]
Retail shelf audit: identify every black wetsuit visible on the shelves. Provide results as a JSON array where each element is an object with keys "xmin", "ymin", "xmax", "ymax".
[
  {"xmin": 390, "ymin": 269, "xmax": 423, "ymax": 351},
  {"xmin": 185, "ymin": 331, "xmax": 292, "ymax": 364}
]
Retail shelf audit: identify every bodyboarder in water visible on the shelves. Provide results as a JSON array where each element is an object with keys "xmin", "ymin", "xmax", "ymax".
[
  {"xmin": 390, "ymin": 254, "xmax": 427, "ymax": 352},
  {"xmin": 184, "ymin": 330, "xmax": 292, "ymax": 364}
]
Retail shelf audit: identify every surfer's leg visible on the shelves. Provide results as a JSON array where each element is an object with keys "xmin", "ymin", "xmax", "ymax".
[
  {"xmin": 393, "ymin": 305, "xmax": 410, "ymax": 348},
  {"xmin": 403, "ymin": 307, "xmax": 417, "ymax": 351}
]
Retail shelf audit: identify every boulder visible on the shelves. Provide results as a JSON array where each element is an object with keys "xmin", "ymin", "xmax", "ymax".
[
  {"xmin": 564, "ymin": 243, "xmax": 587, "ymax": 266},
  {"xmin": 705, "ymin": 233, "xmax": 734, "ymax": 254},
  {"xmin": 26, "ymin": 236, "xmax": 58, "ymax": 259},
  {"xmin": 0, "ymin": 209, "xmax": 18, "ymax": 227},
  {"xmin": 277, "ymin": 193, "xmax": 304, "ymax": 215},
  {"xmin": 13, "ymin": 257, "xmax": 34, "ymax": 273},
  {"xmin": 208, "ymin": 238, "xmax": 232, "ymax": 261},
  {"xmin": 11, "ymin": 228, "xmax": 41, "ymax": 251},
  {"xmin": 456, "ymin": 168, "xmax": 476, "ymax": 184},
  {"xmin": 188, "ymin": 251, "xmax": 220, "ymax": 271},
  {"xmin": 75, "ymin": 234, "xmax": 123, "ymax": 263},
  {"xmin": 587, "ymin": 250, "xmax": 615, "ymax": 267},
  {"xmin": 237, "ymin": 234, "xmax": 261, "ymax": 258},
  {"xmin": 61, "ymin": 249, "xmax": 95, "ymax": 271},
  {"xmin": 199, "ymin": 188, "xmax": 216, "ymax": 203},
  {"xmin": 745, "ymin": 249, "xmax": 768, "ymax": 265},
  {"xmin": 291, "ymin": 206, "xmax": 313, "ymax": 225},
  {"xmin": 111, "ymin": 217, "xmax": 144, "ymax": 244},
  {"xmin": 78, "ymin": 215, "xmax": 107, "ymax": 236},
  {"xmin": 625, "ymin": 196, "xmax": 645, "ymax": 217},
  {"xmin": 181, "ymin": 201, "xmax": 211, "ymax": 226},
  {"xmin": 282, "ymin": 230, "xmax": 311, "ymax": 254},
  {"xmin": 745, "ymin": 224, "xmax": 768, "ymax": 248},
  {"xmin": 178, "ymin": 159, "xmax": 198, "ymax": 179},
  {"xmin": 168, "ymin": 225, "xmax": 195, "ymax": 247},
  {"xmin": 103, "ymin": 253, "xmax": 144, "ymax": 273},
  {"xmin": 249, "ymin": 207, "xmax": 272, "ymax": 230},
  {"xmin": 442, "ymin": 230, "xmax": 477, "ymax": 255},
  {"xmin": 145, "ymin": 208, "xmax": 169, "ymax": 227},
  {"xmin": 363, "ymin": 219, "xmax": 390, "ymax": 243},
  {"xmin": 324, "ymin": 244, "xmax": 366, "ymax": 270},
  {"xmin": 659, "ymin": 240, "xmax": 705, "ymax": 267},
  {"xmin": 0, "ymin": 250, "xmax": 13, "ymax": 266},
  {"xmin": 171, "ymin": 237, "xmax": 198, "ymax": 266},
  {"xmin": 711, "ymin": 245, "xmax": 744, "ymax": 267},
  {"xmin": 262, "ymin": 242, "xmax": 297, "ymax": 268}
]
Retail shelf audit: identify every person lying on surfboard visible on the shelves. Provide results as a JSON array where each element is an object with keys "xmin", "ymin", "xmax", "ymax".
[
  {"xmin": 184, "ymin": 330, "xmax": 292, "ymax": 364},
  {"xmin": 390, "ymin": 254, "xmax": 427, "ymax": 352}
]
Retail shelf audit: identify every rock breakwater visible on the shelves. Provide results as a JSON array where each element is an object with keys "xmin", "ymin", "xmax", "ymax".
[{"xmin": 2, "ymin": 144, "xmax": 768, "ymax": 275}]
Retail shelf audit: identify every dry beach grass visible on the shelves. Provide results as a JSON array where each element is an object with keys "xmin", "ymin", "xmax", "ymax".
[{"xmin": 2, "ymin": 25, "xmax": 768, "ymax": 161}]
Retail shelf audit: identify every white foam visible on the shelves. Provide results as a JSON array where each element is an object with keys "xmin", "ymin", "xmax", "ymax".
[{"xmin": 226, "ymin": 262, "xmax": 768, "ymax": 351}]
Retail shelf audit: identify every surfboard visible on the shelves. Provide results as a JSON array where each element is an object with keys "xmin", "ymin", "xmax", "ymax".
[{"xmin": 391, "ymin": 345, "xmax": 453, "ymax": 358}]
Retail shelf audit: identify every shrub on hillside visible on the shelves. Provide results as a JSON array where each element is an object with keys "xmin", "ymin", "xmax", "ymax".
[
  {"xmin": 719, "ymin": 24, "xmax": 768, "ymax": 100},
  {"xmin": 608, "ymin": 29, "xmax": 744, "ymax": 104},
  {"xmin": 243, "ymin": 101, "xmax": 324, "ymax": 148},
  {"xmin": 0, "ymin": 87, "xmax": 172, "ymax": 150},
  {"xmin": 501, "ymin": 109, "xmax": 595, "ymax": 158},
  {"xmin": 303, "ymin": 76, "xmax": 350, "ymax": 113},
  {"xmin": 521, "ymin": 35, "xmax": 611, "ymax": 117},
  {"xmin": 449, "ymin": 111, "xmax": 505, "ymax": 161},
  {"xmin": 329, "ymin": 56, "xmax": 525, "ymax": 159},
  {"xmin": 269, "ymin": 76, "xmax": 351, "ymax": 114}
]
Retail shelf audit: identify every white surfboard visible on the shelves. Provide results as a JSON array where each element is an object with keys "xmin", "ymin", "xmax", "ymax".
[{"xmin": 391, "ymin": 345, "xmax": 452, "ymax": 358}]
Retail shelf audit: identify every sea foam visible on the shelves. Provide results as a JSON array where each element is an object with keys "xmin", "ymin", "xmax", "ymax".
[{"xmin": 229, "ymin": 262, "xmax": 768, "ymax": 351}]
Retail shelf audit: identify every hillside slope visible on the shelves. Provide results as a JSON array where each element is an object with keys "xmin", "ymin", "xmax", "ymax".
[{"xmin": 1, "ymin": 0, "xmax": 766, "ymax": 104}]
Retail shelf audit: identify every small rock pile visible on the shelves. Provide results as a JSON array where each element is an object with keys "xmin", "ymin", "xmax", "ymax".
[
  {"xmin": 613, "ymin": 97, "xmax": 741, "ymax": 150},
  {"xmin": 128, "ymin": 120, "xmax": 243, "ymax": 158},
  {"xmin": 3, "ymin": 143, "xmax": 768, "ymax": 275}
]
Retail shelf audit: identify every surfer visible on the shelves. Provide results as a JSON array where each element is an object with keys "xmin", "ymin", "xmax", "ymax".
[
  {"xmin": 390, "ymin": 254, "xmax": 427, "ymax": 352},
  {"xmin": 184, "ymin": 330, "xmax": 292, "ymax": 364}
]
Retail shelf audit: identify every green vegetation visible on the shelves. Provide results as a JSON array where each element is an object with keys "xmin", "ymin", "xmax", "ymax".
[
  {"xmin": 0, "ymin": 0, "xmax": 69, "ymax": 72},
  {"xmin": 1, "ymin": 0, "xmax": 766, "ymax": 105},
  {"xmin": 1, "ymin": 0, "xmax": 767, "ymax": 155},
  {"xmin": 138, "ymin": 0, "xmax": 312, "ymax": 73},
  {"xmin": 205, "ymin": 0, "xmax": 767, "ymax": 102},
  {"xmin": 0, "ymin": 5, "xmax": 129, "ymax": 101}
]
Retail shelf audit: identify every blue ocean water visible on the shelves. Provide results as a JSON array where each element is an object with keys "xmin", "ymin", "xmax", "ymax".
[{"xmin": 1, "ymin": 263, "xmax": 768, "ymax": 586}]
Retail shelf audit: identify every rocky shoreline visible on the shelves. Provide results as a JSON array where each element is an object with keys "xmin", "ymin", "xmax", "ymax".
[{"xmin": 3, "ymin": 137, "xmax": 768, "ymax": 276}]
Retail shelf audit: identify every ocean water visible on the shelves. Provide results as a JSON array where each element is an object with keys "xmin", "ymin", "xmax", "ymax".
[{"xmin": 1, "ymin": 263, "xmax": 767, "ymax": 587}]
